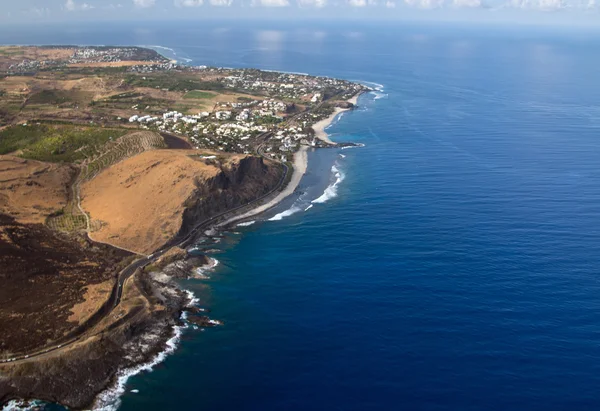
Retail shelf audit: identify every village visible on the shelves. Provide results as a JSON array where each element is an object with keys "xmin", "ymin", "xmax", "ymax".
[
  {"xmin": 128, "ymin": 96, "xmax": 321, "ymax": 161},
  {"xmin": 0, "ymin": 45, "xmax": 368, "ymax": 162},
  {"xmin": 123, "ymin": 63, "xmax": 367, "ymax": 160}
]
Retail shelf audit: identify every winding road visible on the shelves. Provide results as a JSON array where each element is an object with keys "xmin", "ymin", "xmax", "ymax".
[
  {"xmin": 0, "ymin": 140, "xmax": 289, "ymax": 365},
  {"xmin": 1, "ymin": 91, "xmax": 357, "ymax": 364}
]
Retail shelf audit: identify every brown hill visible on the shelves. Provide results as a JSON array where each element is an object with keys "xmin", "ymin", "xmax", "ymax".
[
  {"xmin": 81, "ymin": 149, "xmax": 283, "ymax": 255},
  {"xmin": 0, "ymin": 214, "xmax": 130, "ymax": 355},
  {"xmin": 81, "ymin": 150, "xmax": 221, "ymax": 254},
  {"xmin": 0, "ymin": 156, "xmax": 74, "ymax": 224}
]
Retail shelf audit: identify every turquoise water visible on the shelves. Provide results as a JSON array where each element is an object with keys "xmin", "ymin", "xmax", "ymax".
[{"xmin": 5, "ymin": 21, "xmax": 600, "ymax": 410}]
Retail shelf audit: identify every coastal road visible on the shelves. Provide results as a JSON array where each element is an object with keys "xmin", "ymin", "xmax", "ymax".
[
  {"xmin": 0, "ymin": 145, "xmax": 289, "ymax": 365},
  {"xmin": 0, "ymin": 89, "xmax": 357, "ymax": 364}
]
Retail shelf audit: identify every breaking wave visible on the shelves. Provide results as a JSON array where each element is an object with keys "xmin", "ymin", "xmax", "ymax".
[
  {"xmin": 2, "ymin": 400, "xmax": 47, "ymax": 411},
  {"xmin": 237, "ymin": 221, "xmax": 256, "ymax": 227},
  {"xmin": 312, "ymin": 165, "xmax": 345, "ymax": 205},
  {"xmin": 93, "ymin": 291, "xmax": 198, "ymax": 411},
  {"xmin": 268, "ymin": 206, "xmax": 303, "ymax": 221},
  {"xmin": 146, "ymin": 45, "xmax": 192, "ymax": 64},
  {"xmin": 195, "ymin": 257, "xmax": 220, "ymax": 278},
  {"xmin": 372, "ymin": 91, "xmax": 388, "ymax": 100}
]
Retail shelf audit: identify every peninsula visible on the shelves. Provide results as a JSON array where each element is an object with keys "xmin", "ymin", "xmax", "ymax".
[{"xmin": 0, "ymin": 46, "xmax": 367, "ymax": 409}]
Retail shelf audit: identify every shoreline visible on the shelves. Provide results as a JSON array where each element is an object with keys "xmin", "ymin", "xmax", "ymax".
[
  {"xmin": 0, "ymin": 46, "xmax": 368, "ymax": 410},
  {"xmin": 95, "ymin": 91, "xmax": 367, "ymax": 405},
  {"xmin": 312, "ymin": 93, "xmax": 362, "ymax": 145},
  {"xmin": 220, "ymin": 146, "xmax": 309, "ymax": 226}
]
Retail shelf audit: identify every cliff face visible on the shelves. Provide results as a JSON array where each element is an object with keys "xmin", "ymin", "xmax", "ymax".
[
  {"xmin": 82, "ymin": 150, "xmax": 282, "ymax": 254},
  {"xmin": 178, "ymin": 155, "xmax": 282, "ymax": 239}
]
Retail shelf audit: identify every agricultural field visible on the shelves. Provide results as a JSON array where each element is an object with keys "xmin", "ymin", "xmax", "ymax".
[
  {"xmin": 0, "ymin": 124, "xmax": 129, "ymax": 163},
  {"xmin": 183, "ymin": 90, "xmax": 216, "ymax": 100}
]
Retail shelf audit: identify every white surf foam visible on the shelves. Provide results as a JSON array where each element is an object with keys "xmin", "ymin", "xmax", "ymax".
[
  {"xmin": 2, "ymin": 400, "xmax": 46, "ymax": 411},
  {"xmin": 237, "ymin": 221, "xmax": 256, "ymax": 227},
  {"xmin": 149, "ymin": 45, "xmax": 176, "ymax": 53},
  {"xmin": 356, "ymin": 80, "xmax": 385, "ymax": 92},
  {"xmin": 339, "ymin": 154, "xmax": 346, "ymax": 158},
  {"xmin": 195, "ymin": 257, "xmax": 220, "ymax": 278},
  {"xmin": 312, "ymin": 165, "xmax": 346, "ymax": 205},
  {"xmin": 268, "ymin": 206, "xmax": 302, "ymax": 221},
  {"xmin": 93, "ymin": 324, "xmax": 184, "ymax": 411},
  {"xmin": 183, "ymin": 289, "xmax": 200, "ymax": 307},
  {"xmin": 304, "ymin": 204, "xmax": 313, "ymax": 212},
  {"xmin": 93, "ymin": 290, "xmax": 198, "ymax": 411},
  {"xmin": 372, "ymin": 91, "xmax": 388, "ymax": 100},
  {"xmin": 342, "ymin": 143, "xmax": 365, "ymax": 150}
]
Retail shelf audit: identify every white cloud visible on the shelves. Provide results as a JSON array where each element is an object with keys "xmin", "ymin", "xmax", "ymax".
[
  {"xmin": 297, "ymin": 0, "xmax": 327, "ymax": 6},
  {"xmin": 452, "ymin": 0, "xmax": 481, "ymax": 7},
  {"xmin": 175, "ymin": 0, "xmax": 204, "ymax": 5},
  {"xmin": 133, "ymin": 0, "xmax": 156, "ymax": 7},
  {"xmin": 30, "ymin": 7, "xmax": 51, "ymax": 16},
  {"xmin": 210, "ymin": 0, "xmax": 233, "ymax": 6},
  {"xmin": 385, "ymin": 0, "xmax": 396, "ymax": 6},
  {"xmin": 403, "ymin": 0, "xmax": 443, "ymax": 8},
  {"xmin": 252, "ymin": 0, "xmax": 290, "ymax": 6},
  {"xmin": 65, "ymin": 0, "xmax": 96, "ymax": 10},
  {"xmin": 348, "ymin": 0, "xmax": 367, "ymax": 6}
]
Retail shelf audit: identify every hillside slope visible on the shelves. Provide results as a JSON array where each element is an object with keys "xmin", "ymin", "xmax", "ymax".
[{"xmin": 81, "ymin": 150, "xmax": 282, "ymax": 254}]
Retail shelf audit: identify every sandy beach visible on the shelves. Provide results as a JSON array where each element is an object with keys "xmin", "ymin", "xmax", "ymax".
[
  {"xmin": 220, "ymin": 146, "xmax": 309, "ymax": 225},
  {"xmin": 221, "ymin": 92, "xmax": 365, "ymax": 226},
  {"xmin": 312, "ymin": 92, "xmax": 363, "ymax": 144},
  {"xmin": 312, "ymin": 107, "xmax": 349, "ymax": 144}
]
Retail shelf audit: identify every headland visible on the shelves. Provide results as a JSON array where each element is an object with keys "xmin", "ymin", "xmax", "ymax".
[{"xmin": 0, "ymin": 45, "xmax": 367, "ymax": 410}]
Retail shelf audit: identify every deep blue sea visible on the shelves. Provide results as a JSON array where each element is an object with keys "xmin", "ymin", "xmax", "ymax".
[{"xmin": 5, "ymin": 20, "xmax": 600, "ymax": 411}]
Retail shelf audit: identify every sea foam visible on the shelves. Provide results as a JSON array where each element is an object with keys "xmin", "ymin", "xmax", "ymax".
[
  {"xmin": 268, "ymin": 206, "xmax": 302, "ymax": 221},
  {"xmin": 312, "ymin": 165, "xmax": 345, "ymax": 205},
  {"xmin": 195, "ymin": 257, "xmax": 220, "ymax": 278},
  {"xmin": 93, "ymin": 290, "xmax": 198, "ymax": 411},
  {"xmin": 237, "ymin": 221, "xmax": 256, "ymax": 227}
]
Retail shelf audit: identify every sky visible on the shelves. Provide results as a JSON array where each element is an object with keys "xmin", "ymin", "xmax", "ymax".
[{"xmin": 0, "ymin": 0, "xmax": 599, "ymax": 25}]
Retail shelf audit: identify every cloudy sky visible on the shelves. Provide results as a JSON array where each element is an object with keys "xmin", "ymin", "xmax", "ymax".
[{"xmin": 1, "ymin": 0, "xmax": 599, "ymax": 24}]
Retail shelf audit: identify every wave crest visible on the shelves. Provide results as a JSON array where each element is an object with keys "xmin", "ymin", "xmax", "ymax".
[{"xmin": 312, "ymin": 165, "xmax": 345, "ymax": 205}]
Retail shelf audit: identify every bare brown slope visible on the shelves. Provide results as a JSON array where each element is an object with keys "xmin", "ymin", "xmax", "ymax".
[
  {"xmin": 81, "ymin": 150, "xmax": 283, "ymax": 255},
  {"xmin": 0, "ymin": 214, "xmax": 130, "ymax": 356},
  {"xmin": 81, "ymin": 150, "xmax": 221, "ymax": 254},
  {"xmin": 0, "ymin": 156, "xmax": 74, "ymax": 224}
]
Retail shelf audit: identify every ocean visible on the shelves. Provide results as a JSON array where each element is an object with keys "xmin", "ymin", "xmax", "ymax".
[{"xmin": 5, "ymin": 21, "xmax": 600, "ymax": 411}]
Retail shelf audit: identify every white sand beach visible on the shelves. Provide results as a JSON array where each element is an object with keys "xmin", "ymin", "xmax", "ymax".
[
  {"xmin": 312, "ymin": 92, "xmax": 362, "ymax": 144},
  {"xmin": 220, "ymin": 146, "xmax": 309, "ymax": 225}
]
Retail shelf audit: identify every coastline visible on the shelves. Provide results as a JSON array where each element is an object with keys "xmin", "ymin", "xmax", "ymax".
[
  {"xmin": 0, "ymin": 45, "xmax": 368, "ymax": 410},
  {"xmin": 313, "ymin": 93, "xmax": 362, "ymax": 145},
  {"xmin": 221, "ymin": 146, "xmax": 309, "ymax": 225}
]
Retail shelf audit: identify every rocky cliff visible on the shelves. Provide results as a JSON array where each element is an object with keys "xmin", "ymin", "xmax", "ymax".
[
  {"xmin": 177, "ymin": 155, "xmax": 283, "ymax": 240},
  {"xmin": 82, "ymin": 150, "xmax": 282, "ymax": 254}
]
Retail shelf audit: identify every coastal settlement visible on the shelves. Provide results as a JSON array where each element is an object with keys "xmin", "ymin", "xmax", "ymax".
[{"xmin": 0, "ymin": 45, "xmax": 368, "ymax": 409}]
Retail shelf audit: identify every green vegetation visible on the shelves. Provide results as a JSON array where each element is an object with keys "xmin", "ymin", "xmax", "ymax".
[
  {"xmin": 46, "ymin": 211, "xmax": 87, "ymax": 232},
  {"xmin": 79, "ymin": 131, "xmax": 166, "ymax": 181},
  {"xmin": 125, "ymin": 74, "xmax": 225, "ymax": 92},
  {"xmin": 108, "ymin": 92, "xmax": 144, "ymax": 100},
  {"xmin": 26, "ymin": 90, "xmax": 93, "ymax": 107},
  {"xmin": 255, "ymin": 115, "xmax": 283, "ymax": 125},
  {"xmin": 183, "ymin": 90, "xmax": 216, "ymax": 100},
  {"xmin": 0, "ymin": 124, "xmax": 128, "ymax": 162},
  {"xmin": 28, "ymin": 90, "xmax": 71, "ymax": 105}
]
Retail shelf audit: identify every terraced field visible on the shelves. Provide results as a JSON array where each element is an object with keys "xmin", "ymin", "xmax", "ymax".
[
  {"xmin": 47, "ymin": 131, "xmax": 166, "ymax": 233},
  {"xmin": 80, "ymin": 131, "xmax": 166, "ymax": 182}
]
